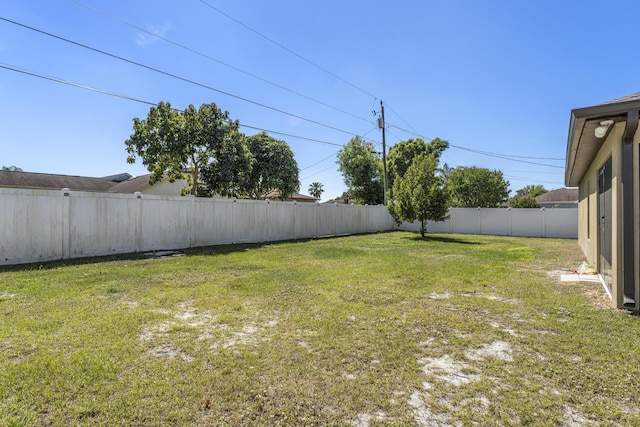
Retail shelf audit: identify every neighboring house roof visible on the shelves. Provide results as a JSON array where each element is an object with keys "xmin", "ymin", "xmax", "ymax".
[
  {"xmin": 108, "ymin": 174, "xmax": 189, "ymax": 195},
  {"xmin": 565, "ymin": 92, "xmax": 640, "ymax": 186},
  {"xmin": 0, "ymin": 170, "xmax": 119, "ymax": 192},
  {"xmin": 101, "ymin": 172, "xmax": 132, "ymax": 183},
  {"xmin": 108, "ymin": 174, "xmax": 155, "ymax": 193},
  {"xmin": 323, "ymin": 197, "xmax": 351, "ymax": 204},
  {"xmin": 535, "ymin": 188, "xmax": 578, "ymax": 204},
  {"xmin": 289, "ymin": 193, "xmax": 319, "ymax": 203},
  {"xmin": 264, "ymin": 190, "xmax": 319, "ymax": 203}
]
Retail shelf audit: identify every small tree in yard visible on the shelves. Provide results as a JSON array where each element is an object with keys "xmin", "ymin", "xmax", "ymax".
[{"xmin": 388, "ymin": 154, "xmax": 449, "ymax": 237}]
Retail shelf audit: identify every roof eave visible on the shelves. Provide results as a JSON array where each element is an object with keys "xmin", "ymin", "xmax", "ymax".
[{"xmin": 565, "ymin": 99, "xmax": 640, "ymax": 187}]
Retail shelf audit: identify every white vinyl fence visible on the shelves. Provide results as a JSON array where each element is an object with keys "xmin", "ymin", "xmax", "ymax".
[
  {"xmin": 0, "ymin": 188, "xmax": 396, "ymax": 266},
  {"xmin": 400, "ymin": 207, "xmax": 578, "ymax": 239},
  {"xmin": 0, "ymin": 189, "xmax": 578, "ymax": 266}
]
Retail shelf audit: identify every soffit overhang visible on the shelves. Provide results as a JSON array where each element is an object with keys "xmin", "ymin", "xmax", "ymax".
[{"xmin": 565, "ymin": 98, "xmax": 640, "ymax": 187}]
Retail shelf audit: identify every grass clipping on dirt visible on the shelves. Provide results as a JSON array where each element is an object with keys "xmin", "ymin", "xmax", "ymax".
[{"xmin": 1, "ymin": 231, "xmax": 638, "ymax": 426}]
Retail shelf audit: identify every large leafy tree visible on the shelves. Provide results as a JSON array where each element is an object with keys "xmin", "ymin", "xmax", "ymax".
[
  {"xmin": 388, "ymin": 154, "xmax": 449, "ymax": 237},
  {"xmin": 447, "ymin": 166, "xmax": 510, "ymax": 208},
  {"xmin": 508, "ymin": 184, "xmax": 547, "ymax": 208},
  {"xmin": 199, "ymin": 130, "xmax": 252, "ymax": 197},
  {"xmin": 308, "ymin": 182, "xmax": 324, "ymax": 199},
  {"xmin": 387, "ymin": 137, "xmax": 449, "ymax": 189},
  {"xmin": 515, "ymin": 184, "xmax": 547, "ymax": 198},
  {"xmin": 509, "ymin": 194, "xmax": 540, "ymax": 208},
  {"xmin": 336, "ymin": 136, "xmax": 384, "ymax": 205},
  {"xmin": 244, "ymin": 132, "xmax": 300, "ymax": 200},
  {"xmin": 125, "ymin": 102, "xmax": 246, "ymax": 196}
]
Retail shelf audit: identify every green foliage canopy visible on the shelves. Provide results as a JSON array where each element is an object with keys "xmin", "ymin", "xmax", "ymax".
[
  {"xmin": 387, "ymin": 137, "xmax": 449, "ymax": 189},
  {"xmin": 337, "ymin": 136, "xmax": 384, "ymax": 205},
  {"xmin": 125, "ymin": 102, "xmax": 245, "ymax": 196},
  {"xmin": 244, "ymin": 132, "xmax": 300, "ymax": 200},
  {"xmin": 515, "ymin": 184, "xmax": 547, "ymax": 198},
  {"xmin": 509, "ymin": 185, "xmax": 547, "ymax": 208},
  {"xmin": 509, "ymin": 194, "xmax": 540, "ymax": 208},
  {"xmin": 447, "ymin": 166, "xmax": 510, "ymax": 208},
  {"xmin": 388, "ymin": 154, "xmax": 449, "ymax": 237}
]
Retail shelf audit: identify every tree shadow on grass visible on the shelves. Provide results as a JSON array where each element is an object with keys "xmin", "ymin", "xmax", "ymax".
[
  {"xmin": 0, "ymin": 236, "xmax": 345, "ymax": 272},
  {"xmin": 405, "ymin": 234, "xmax": 483, "ymax": 245},
  {"xmin": 0, "ymin": 242, "xmax": 278, "ymax": 272}
]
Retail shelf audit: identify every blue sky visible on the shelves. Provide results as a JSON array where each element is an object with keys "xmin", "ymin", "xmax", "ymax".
[{"xmin": 2, "ymin": 1, "xmax": 639, "ymax": 201}]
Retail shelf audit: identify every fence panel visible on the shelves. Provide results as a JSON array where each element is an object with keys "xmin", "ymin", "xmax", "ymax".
[
  {"xmin": 510, "ymin": 209, "xmax": 544, "ymax": 237},
  {"xmin": 69, "ymin": 192, "xmax": 138, "ymax": 257},
  {"xmin": 193, "ymin": 197, "xmax": 235, "ymax": 246},
  {"xmin": 294, "ymin": 202, "xmax": 317, "ymax": 239},
  {"xmin": 233, "ymin": 199, "xmax": 268, "ymax": 243},
  {"xmin": 267, "ymin": 201, "xmax": 296, "ymax": 242},
  {"xmin": 479, "ymin": 208, "xmax": 510, "ymax": 236},
  {"xmin": 401, "ymin": 207, "xmax": 577, "ymax": 239},
  {"xmin": 545, "ymin": 208, "xmax": 578, "ymax": 238},
  {"xmin": 450, "ymin": 208, "xmax": 480, "ymax": 234},
  {"xmin": 316, "ymin": 204, "xmax": 337, "ymax": 237},
  {"xmin": 0, "ymin": 189, "xmax": 64, "ymax": 264},
  {"xmin": 140, "ymin": 196, "xmax": 192, "ymax": 251}
]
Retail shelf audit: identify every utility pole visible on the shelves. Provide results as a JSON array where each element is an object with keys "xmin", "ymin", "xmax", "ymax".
[{"xmin": 378, "ymin": 100, "xmax": 388, "ymax": 205}]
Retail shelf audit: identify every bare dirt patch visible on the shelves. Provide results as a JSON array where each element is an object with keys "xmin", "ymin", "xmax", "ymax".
[
  {"xmin": 418, "ymin": 355, "xmax": 479, "ymax": 387},
  {"xmin": 140, "ymin": 303, "xmax": 280, "ymax": 359},
  {"xmin": 465, "ymin": 340, "xmax": 513, "ymax": 362}
]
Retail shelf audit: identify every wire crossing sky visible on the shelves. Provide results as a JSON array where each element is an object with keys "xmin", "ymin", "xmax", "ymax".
[{"xmin": 2, "ymin": 1, "xmax": 639, "ymax": 199}]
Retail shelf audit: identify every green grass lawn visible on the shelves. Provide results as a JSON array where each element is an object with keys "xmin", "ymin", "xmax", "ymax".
[{"xmin": 1, "ymin": 231, "xmax": 638, "ymax": 426}]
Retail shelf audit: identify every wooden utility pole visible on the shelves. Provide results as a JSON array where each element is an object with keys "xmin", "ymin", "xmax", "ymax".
[{"xmin": 379, "ymin": 100, "xmax": 388, "ymax": 205}]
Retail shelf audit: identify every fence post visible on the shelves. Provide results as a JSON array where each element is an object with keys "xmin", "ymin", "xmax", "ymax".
[
  {"xmin": 134, "ymin": 192, "xmax": 142, "ymax": 252},
  {"xmin": 293, "ymin": 201, "xmax": 297, "ymax": 241},
  {"xmin": 232, "ymin": 198, "xmax": 237, "ymax": 244},
  {"xmin": 477, "ymin": 207, "xmax": 482, "ymax": 234},
  {"xmin": 541, "ymin": 207, "xmax": 546, "ymax": 238},
  {"xmin": 449, "ymin": 208, "xmax": 453, "ymax": 233},
  {"xmin": 265, "ymin": 199, "xmax": 270, "ymax": 242},
  {"xmin": 61, "ymin": 188, "xmax": 70, "ymax": 260},
  {"xmin": 365, "ymin": 204, "xmax": 369, "ymax": 233},
  {"xmin": 508, "ymin": 207, "xmax": 512, "ymax": 236},
  {"xmin": 315, "ymin": 201, "xmax": 319, "ymax": 238}
]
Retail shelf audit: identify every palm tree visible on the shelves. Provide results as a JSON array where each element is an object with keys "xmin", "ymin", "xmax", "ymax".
[{"xmin": 308, "ymin": 182, "xmax": 324, "ymax": 199}]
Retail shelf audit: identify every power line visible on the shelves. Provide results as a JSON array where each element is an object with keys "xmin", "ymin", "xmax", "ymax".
[
  {"xmin": 0, "ymin": 16, "xmax": 368, "ymax": 139},
  {"xmin": 383, "ymin": 102, "xmax": 421, "ymax": 135},
  {"xmin": 388, "ymin": 124, "xmax": 565, "ymax": 168},
  {"xmin": 70, "ymin": 0, "xmax": 375, "ymax": 125},
  {"xmin": 300, "ymin": 152, "xmax": 339, "ymax": 172},
  {"xmin": 0, "ymin": 63, "xmax": 159, "ymax": 108},
  {"xmin": 0, "ymin": 62, "xmax": 364, "ymax": 149},
  {"xmin": 198, "ymin": 0, "xmax": 378, "ymax": 100},
  {"xmin": 503, "ymin": 174, "xmax": 564, "ymax": 186},
  {"xmin": 239, "ymin": 124, "xmax": 343, "ymax": 147},
  {"xmin": 301, "ymin": 163, "xmax": 340, "ymax": 180}
]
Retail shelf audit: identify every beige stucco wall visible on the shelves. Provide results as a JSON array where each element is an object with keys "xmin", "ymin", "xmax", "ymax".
[
  {"xmin": 577, "ymin": 123, "xmax": 623, "ymax": 305},
  {"xmin": 634, "ymin": 129, "xmax": 640, "ymax": 309},
  {"xmin": 577, "ymin": 122, "xmax": 640, "ymax": 308},
  {"xmin": 140, "ymin": 179, "xmax": 188, "ymax": 196}
]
